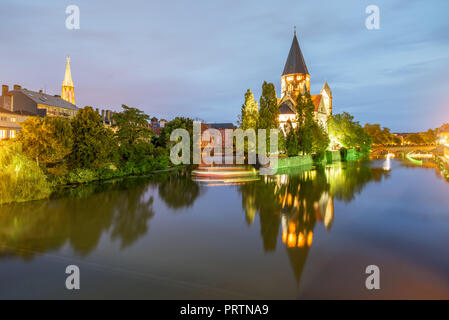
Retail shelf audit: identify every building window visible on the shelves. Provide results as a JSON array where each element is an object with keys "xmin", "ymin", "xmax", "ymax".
[
  {"xmin": 0, "ymin": 129, "xmax": 6, "ymax": 139},
  {"xmin": 11, "ymin": 117, "xmax": 16, "ymax": 122},
  {"xmin": 10, "ymin": 130, "xmax": 16, "ymax": 139}
]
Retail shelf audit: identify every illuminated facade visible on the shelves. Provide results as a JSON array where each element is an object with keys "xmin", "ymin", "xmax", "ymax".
[
  {"xmin": 0, "ymin": 84, "xmax": 77, "ymax": 119},
  {"xmin": 0, "ymin": 107, "xmax": 30, "ymax": 140},
  {"xmin": 278, "ymin": 32, "xmax": 332, "ymax": 132},
  {"xmin": 61, "ymin": 56, "xmax": 75, "ymax": 105}
]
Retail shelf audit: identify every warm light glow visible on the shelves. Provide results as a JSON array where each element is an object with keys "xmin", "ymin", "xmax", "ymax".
[
  {"xmin": 307, "ymin": 231, "xmax": 313, "ymax": 246},
  {"xmin": 282, "ymin": 231, "xmax": 287, "ymax": 243},
  {"xmin": 287, "ymin": 194, "xmax": 292, "ymax": 206},
  {"xmin": 287, "ymin": 233, "xmax": 297, "ymax": 248},
  {"xmin": 297, "ymin": 232, "xmax": 305, "ymax": 247},
  {"xmin": 288, "ymin": 222, "xmax": 296, "ymax": 233}
]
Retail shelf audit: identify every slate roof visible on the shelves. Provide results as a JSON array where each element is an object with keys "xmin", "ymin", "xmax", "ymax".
[
  {"xmin": 0, "ymin": 107, "xmax": 36, "ymax": 116},
  {"xmin": 13, "ymin": 88, "xmax": 78, "ymax": 110},
  {"xmin": 279, "ymin": 101, "xmax": 295, "ymax": 114},
  {"xmin": 282, "ymin": 33, "xmax": 309, "ymax": 76},
  {"xmin": 208, "ymin": 123, "xmax": 235, "ymax": 129}
]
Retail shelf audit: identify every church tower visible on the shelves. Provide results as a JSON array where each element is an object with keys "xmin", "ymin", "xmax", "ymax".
[
  {"xmin": 61, "ymin": 56, "xmax": 75, "ymax": 105},
  {"xmin": 281, "ymin": 30, "xmax": 310, "ymax": 101}
]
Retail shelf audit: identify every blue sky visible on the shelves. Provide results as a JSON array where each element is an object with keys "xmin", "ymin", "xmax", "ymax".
[{"xmin": 1, "ymin": 0, "xmax": 448, "ymax": 131}]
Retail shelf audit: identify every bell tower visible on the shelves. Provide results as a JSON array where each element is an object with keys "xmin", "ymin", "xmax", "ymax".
[
  {"xmin": 61, "ymin": 56, "xmax": 75, "ymax": 104},
  {"xmin": 281, "ymin": 29, "xmax": 310, "ymax": 100}
]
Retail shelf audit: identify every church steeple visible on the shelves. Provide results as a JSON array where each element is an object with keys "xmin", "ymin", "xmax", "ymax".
[
  {"xmin": 61, "ymin": 56, "xmax": 75, "ymax": 105},
  {"xmin": 281, "ymin": 30, "xmax": 310, "ymax": 99},
  {"xmin": 282, "ymin": 31, "xmax": 309, "ymax": 76}
]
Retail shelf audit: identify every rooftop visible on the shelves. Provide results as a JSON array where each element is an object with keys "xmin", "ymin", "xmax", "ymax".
[
  {"xmin": 13, "ymin": 88, "xmax": 78, "ymax": 110},
  {"xmin": 282, "ymin": 33, "xmax": 309, "ymax": 76}
]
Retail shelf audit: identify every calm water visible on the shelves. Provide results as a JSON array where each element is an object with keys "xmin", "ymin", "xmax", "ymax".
[{"xmin": 1, "ymin": 159, "xmax": 449, "ymax": 299}]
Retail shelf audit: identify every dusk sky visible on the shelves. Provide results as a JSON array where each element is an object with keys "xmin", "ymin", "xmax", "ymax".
[{"xmin": 1, "ymin": 0, "xmax": 448, "ymax": 132}]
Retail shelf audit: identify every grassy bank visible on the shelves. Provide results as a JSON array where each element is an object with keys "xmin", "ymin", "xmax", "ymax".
[
  {"xmin": 276, "ymin": 148, "xmax": 367, "ymax": 172},
  {"xmin": 0, "ymin": 141, "xmax": 176, "ymax": 205}
]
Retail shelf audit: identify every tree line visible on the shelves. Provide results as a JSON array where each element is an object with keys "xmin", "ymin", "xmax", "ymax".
[
  {"xmin": 0, "ymin": 105, "xmax": 193, "ymax": 204},
  {"xmin": 239, "ymin": 82, "xmax": 371, "ymax": 158},
  {"xmin": 364, "ymin": 123, "xmax": 438, "ymax": 145}
]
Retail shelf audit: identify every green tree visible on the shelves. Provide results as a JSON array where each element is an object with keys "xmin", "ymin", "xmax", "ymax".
[
  {"xmin": 69, "ymin": 106, "xmax": 116, "ymax": 169},
  {"xmin": 18, "ymin": 116, "xmax": 72, "ymax": 167},
  {"xmin": 239, "ymin": 89, "xmax": 259, "ymax": 130},
  {"xmin": 364, "ymin": 123, "xmax": 401, "ymax": 145},
  {"xmin": 310, "ymin": 122, "xmax": 330, "ymax": 156},
  {"xmin": 158, "ymin": 117, "xmax": 194, "ymax": 164},
  {"xmin": 293, "ymin": 91, "xmax": 329, "ymax": 155},
  {"xmin": 405, "ymin": 133, "xmax": 425, "ymax": 145},
  {"xmin": 258, "ymin": 82, "xmax": 279, "ymax": 153},
  {"xmin": 258, "ymin": 82, "xmax": 279, "ymax": 130},
  {"xmin": 421, "ymin": 129, "xmax": 436, "ymax": 144},
  {"xmin": 113, "ymin": 105, "xmax": 154, "ymax": 164},
  {"xmin": 158, "ymin": 117, "xmax": 194, "ymax": 150},
  {"xmin": 0, "ymin": 141, "xmax": 51, "ymax": 204},
  {"xmin": 328, "ymin": 112, "xmax": 372, "ymax": 153},
  {"xmin": 285, "ymin": 120, "xmax": 299, "ymax": 156}
]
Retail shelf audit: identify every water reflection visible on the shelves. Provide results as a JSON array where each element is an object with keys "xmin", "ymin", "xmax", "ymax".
[
  {"xmin": 239, "ymin": 161, "xmax": 390, "ymax": 283},
  {"xmin": 0, "ymin": 162, "xmax": 390, "ymax": 290},
  {"xmin": 0, "ymin": 178, "xmax": 157, "ymax": 259}
]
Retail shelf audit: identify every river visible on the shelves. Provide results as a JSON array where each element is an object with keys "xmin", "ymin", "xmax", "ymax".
[{"xmin": 0, "ymin": 159, "xmax": 449, "ymax": 299}]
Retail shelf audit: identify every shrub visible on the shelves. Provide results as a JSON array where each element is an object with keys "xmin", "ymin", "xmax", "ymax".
[
  {"xmin": 66, "ymin": 168, "xmax": 98, "ymax": 184},
  {"xmin": 0, "ymin": 142, "xmax": 51, "ymax": 204}
]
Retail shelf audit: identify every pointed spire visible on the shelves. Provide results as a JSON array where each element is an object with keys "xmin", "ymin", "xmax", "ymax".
[
  {"xmin": 61, "ymin": 56, "xmax": 75, "ymax": 104},
  {"xmin": 62, "ymin": 56, "xmax": 73, "ymax": 87},
  {"xmin": 321, "ymin": 81, "xmax": 331, "ymax": 96},
  {"xmin": 282, "ymin": 30, "xmax": 309, "ymax": 76}
]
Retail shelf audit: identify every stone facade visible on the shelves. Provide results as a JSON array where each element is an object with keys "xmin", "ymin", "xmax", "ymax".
[{"xmin": 278, "ymin": 33, "xmax": 332, "ymax": 132}]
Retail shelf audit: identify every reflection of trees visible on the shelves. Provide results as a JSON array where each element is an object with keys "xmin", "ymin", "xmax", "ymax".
[
  {"xmin": 0, "ymin": 169, "xmax": 201, "ymax": 260},
  {"xmin": 0, "ymin": 178, "xmax": 155, "ymax": 260},
  {"xmin": 239, "ymin": 179, "xmax": 281, "ymax": 252},
  {"xmin": 327, "ymin": 161, "xmax": 388, "ymax": 202},
  {"xmin": 238, "ymin": 162, "xmax": 390, "ymax": 284},
  {"xmin": 110, "ymin": 187, "xmax": 154, "ymax": 249},
  {"xmin": 158, "ymin": 169, "xmax": 201, "ymax": 210}
]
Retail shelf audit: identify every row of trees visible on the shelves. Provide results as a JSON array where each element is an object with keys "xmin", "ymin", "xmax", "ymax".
[
  {"xmin": 239, "ymin": 82, "xmax": 371, "ymax": 158},
  {"xmin": 1, "ymin": 105, "xmax": 192, "ymax": 203},
  {"xmin": 363, "ymin": 124, "xmax": 401, "ymax": 145},
  {"xmin": 402, "ymin": 130, "xmax": 436, "ymax": 145},
  {"xmin": 240, "ymin": 82, "xmax": 329, "ymax": 157},
  {"xmin": 16, "ymin": 105, "xmax": 170, "ymax": 184},
  {"xmin": 364, "ymin": 123, "xmax": 437, "ymax": 145}
]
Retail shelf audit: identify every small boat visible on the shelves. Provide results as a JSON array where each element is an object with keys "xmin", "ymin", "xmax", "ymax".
[{"xmin": 192, "ymin": 166, "xmax": 259, "ymax": 185}]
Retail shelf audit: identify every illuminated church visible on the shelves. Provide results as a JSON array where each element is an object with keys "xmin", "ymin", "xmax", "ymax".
[
  {"xmin": 278, "ymin": 31, "xmax": 332, "ymax": 131},
  {"xmin": 61, "ymin": 56, "xmax": 75, "ymax": 105}
]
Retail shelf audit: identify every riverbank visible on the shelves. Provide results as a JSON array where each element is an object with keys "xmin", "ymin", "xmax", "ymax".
[
  {"xmin": 436, "ymin": 155, "xmax": 449, "ymax": 179},
  {"xmin": 0, "ymin": 158, "xmax": 184, "ymax": 205},
  {"xmin": 276, "ymin": 148, "xmax": 366, "ymax": 171}
]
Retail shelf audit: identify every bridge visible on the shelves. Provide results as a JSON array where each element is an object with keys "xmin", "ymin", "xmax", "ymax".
[{"xmin": 371, "ymin": 144, "xmax": 438, "ymax": 157}]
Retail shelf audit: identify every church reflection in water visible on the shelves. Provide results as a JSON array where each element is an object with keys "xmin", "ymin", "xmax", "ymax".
[
  {"xmin": 238, "ymin": 162, "xmax": 389, "ymax": 283},
  {"xmin": 0, "ymin": 162, "xmax": 389, "ymax": 284}
]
